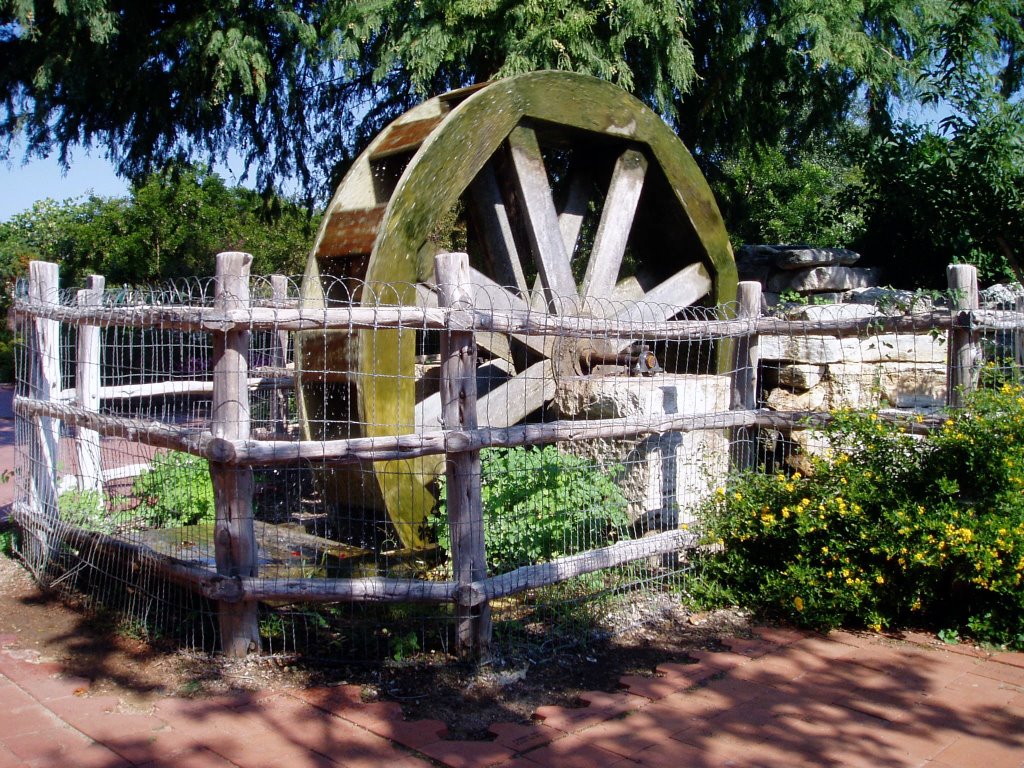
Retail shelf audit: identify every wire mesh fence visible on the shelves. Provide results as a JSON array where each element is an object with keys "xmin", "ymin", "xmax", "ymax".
[{"xmin": 9, "ymin": 254, "xmax": 1023, "ymax": 662}]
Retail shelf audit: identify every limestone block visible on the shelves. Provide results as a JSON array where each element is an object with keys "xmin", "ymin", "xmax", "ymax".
[
  {"xmin": 555, "ymin": 374, "xmax": 731, "ymax": 526},
  {"xmin": 824, "ymin": 364, "xmax": 885, "ymax": 410},
  {"xmin": 877, "ymin": 363, "xmax": 947, "ymax": 408},
  {"xmin": 790, "ymin": 427, "xmax": 830, "ymax": 459},
  {"xmin": 858, "ymin": 333, "xmax": 947, "ymax": 363},
  {"xmin": 981, "ymin": 283, "xmax": 1024, "ymax": 308},
  {"xmin": 774, "ymin": 246, "xmax": 860, "ymax": 270},
  {"xmin": 846, "ymin": 287, "xmax": 937, "ymax": 312},
  {"xmin": 791, "ymin": 304, "xmax": 880, "ymax": 322},
  {"xmin": 768, "ymin": 266, "xmax": 879, "ymax": 294},
  {"xmin": 760, "ymin": 334, "xmax": 847, "ymax": 364},
  {"xmin": 765, "ymin": 385, "xmax": 827, "ymax": 412},
  {"xmin": 762, "ymin": 363, "xmax": 824, "ymax": 391}
]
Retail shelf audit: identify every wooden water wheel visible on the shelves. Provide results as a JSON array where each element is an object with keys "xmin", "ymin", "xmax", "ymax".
[{"xmin": 297, "ymin": 70, "xmax": 737, "ymax": 550}]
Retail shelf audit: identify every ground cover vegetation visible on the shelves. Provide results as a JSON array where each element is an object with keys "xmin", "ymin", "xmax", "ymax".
[
  {"xmin": 698, "ymin": 380, "xmax": 1024, "ymax": 649},
  {"xmin": 431, "ymin": 445, "xmax": 630, "ymax": 572}
]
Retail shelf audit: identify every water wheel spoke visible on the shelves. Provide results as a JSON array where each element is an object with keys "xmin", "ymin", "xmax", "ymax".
[
  {"xmin": 611, "ymin": 263, "xmax": 713, "ymax": 351},
  {"xmin": 477, "ymin": 359, "xmax": 556, "ymax": 428},
  {"xmin": 582, "ymin": 149, "xmax": 648, "ymax": 306},
  {"xmin": 420, "ymin": 278, "xmax": 515, "ymax": 364},
  {"xmin": 468, "ymin": 163, "xmax": 530, "ymax": 295},
  {"xmin": 558, "ymin": 163, "xmax": 593, "ymax": 258},
  {"xmin": 507, "ymin": 125, "xmax": 579, "ymax": 308}
]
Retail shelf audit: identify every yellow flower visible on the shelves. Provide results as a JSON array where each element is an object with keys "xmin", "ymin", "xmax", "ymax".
[
  {"xmin": 875, "ymin": 575, "xmax": 885, "ymax": 584},
  {"xmin": 793, "ymin": 596, "xmax": 804, "ymax": 612}
]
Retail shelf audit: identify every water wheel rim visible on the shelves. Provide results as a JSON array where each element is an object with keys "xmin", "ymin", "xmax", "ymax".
[{"xmin": 302, "ymin": 70, "xmax": 737, "ymax": 549}]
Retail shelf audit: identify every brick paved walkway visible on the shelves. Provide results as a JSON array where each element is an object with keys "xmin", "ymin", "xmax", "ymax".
[
  {"xmin": 1, "ymin": 626, "xmax": 1022, "ymax": 768},
  {"xmin": 1, "ymin": 385, "xmax": 1022, "ymax": 766}
]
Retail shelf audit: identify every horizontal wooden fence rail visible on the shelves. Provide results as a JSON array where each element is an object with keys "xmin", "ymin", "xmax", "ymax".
[
  {"xmin": 16, "ymin": 393, "xmax": 947, "ymax": 470},
  {"xmin": 16, "ymin": 293, "xmax": 1024, "ymax": 339}
]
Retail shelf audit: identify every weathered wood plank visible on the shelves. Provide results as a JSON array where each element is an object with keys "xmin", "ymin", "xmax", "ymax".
[
  {"xmin": 16, "ymin": 298, "xmax": 984, "ymax": 338},
  {"xmin": 507, "ymin": 125, "xmax": 579, "ymax": 305},
  {"xmin": 219, "ymin": 407, "xmax": 947, "ymax": 468},
  {"xmin": 369, "ymin": 117, "xmax": 443, "ymax": 160},
  {"xmin": 317, "ymin": 206, "xmax": 386, "ymax": 257},
  {"xmin": 14, "ymin": 397, "xmax": 214, "ymax": 456},
  {"xmin": 468, "ymin": 162, "xmax": 529, "ymax": 293},
  {"xmin": 730, "ymin": 281, "xmax": 762, "ymax": 470},
  {"xmin": 582, "ymin": 149, "xmax": 648, "ymax": 304},
  {"xmin": 479, "ymin": 528, "xmax": 699, "ymax": 601},
  {"xmin": 27, "ymin": 261, "xmax": 61, "ymax": 567},
  {"xmin": 558, "ymin": 163, "xmax": 592, "ymax": 257}
]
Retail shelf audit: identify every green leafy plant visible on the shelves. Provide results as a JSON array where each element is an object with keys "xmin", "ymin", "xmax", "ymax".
[
  {"xmin": 388, "ymin": 630, "xmax": 420, "ymax": 662},
  {"xmin": 698, "ymin": 384, "xmax": 1024, "ymax": 647},
  {"xmin": 0, "ymin": 525, "xmax": 17, "ymax": 557},
  {"xmin": 131, "ymin": 451, "xmax": 215, "ymax": 528},
  {"xmin": 59, "ymin": 489, "xmax": 110, "ymax": 532},
  {"xmin": 430, "ymin": 446, "xmax": 631, "ymax": 573}
]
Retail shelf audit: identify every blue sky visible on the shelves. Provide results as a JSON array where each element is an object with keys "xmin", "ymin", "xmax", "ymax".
[{"xmin": 1, "ymin": 151, "xmax": 128, "ymax": 221}]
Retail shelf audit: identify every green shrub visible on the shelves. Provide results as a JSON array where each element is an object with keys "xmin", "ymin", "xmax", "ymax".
[
  {"xmin": 132, "ymin": 451, "xmax": 215, "ymax": 528},
  {"xmin": 699, "ymin": 384, "xmax": 1024, "ymax": 648},
  {"xmin": 59, "ymin": 489, "xmax": 111, "ymax": 532},
  {"xmin": 431, "ymin": 445, "xmax": 631, "ymax": 573}
]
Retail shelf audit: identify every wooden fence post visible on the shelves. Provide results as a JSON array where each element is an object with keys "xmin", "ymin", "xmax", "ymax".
[
  {"xmin": 947, "ymin": 264, "xmax": 979, "ymax": 409},
  {"xmin": 269, "ymin": 274, "xmax": 290, "ymax": 435},
  {"xmin": 75, "ymin": 275, "xmax": 105, "ymax": 494},
  {"xmin": 211, "ymin": 252, "xmax": 260, "ymax": 656},
  {"xmin": 26, "ymin": 261, "xmax": 61, "ymax": 571},
  {"xmin": 730, "ymin": 281, "xmax": 762, "ymax": 470},
  {"xmin": 1015, "ymin": 295, "xmax": 1024, "ymax": 372},
  {"xmin": 435, "ymin": 251, "xmax": 491, "ymax": 659}
]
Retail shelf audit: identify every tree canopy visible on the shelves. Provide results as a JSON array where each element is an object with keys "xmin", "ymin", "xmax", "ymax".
[
  {"xmin": 2, "ymin": 1, "xmax": 1016, "ymax": 196},
  {"xmin": 1, "ymin": 1, "xmax": 1022, "ymax": 285}
]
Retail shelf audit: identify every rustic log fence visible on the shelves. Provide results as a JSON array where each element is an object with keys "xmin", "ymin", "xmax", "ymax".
[{"xmin": 10, "ymin": 254, "xmax": 1018, "ymax": 659}]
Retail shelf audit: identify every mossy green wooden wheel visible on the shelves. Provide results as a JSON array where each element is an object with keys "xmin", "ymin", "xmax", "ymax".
[{"xmin": 298, "ymin": 70, "xmax": 737, "ymax": 551}]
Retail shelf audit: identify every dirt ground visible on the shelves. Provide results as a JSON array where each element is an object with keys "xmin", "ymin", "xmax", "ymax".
[{"xmin": 0, "ymin": 553, "xmax": 762, "ymax": 739}]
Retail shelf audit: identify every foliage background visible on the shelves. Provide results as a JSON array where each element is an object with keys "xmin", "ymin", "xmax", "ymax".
[{"xmin": 1, "ymin": 1, "xmax": 1021, "ymax": 288}]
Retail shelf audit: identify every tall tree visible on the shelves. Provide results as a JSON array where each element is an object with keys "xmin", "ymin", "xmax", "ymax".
[{"xmin": 1, "ymin": 0, "xmax": 1021, "ymax": 217}]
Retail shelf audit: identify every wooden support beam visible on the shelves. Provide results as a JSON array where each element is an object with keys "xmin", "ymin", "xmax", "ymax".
[
  {"xmin": 26, "ymin": 261, "xmax": 61, "ymax": 572},
  {"xmin": 435, "ymin": 251, "xmax": 491, "ymax": 659},
  {"xmin": 75, "ymin": 275, "xmax": 105, "ymax": 494},
  {"xmin": 946, "ymin": 264, "xmax": 980, "ymax": 408},
  {"xmin": 211, "ymin": 252, "xmax": 260, "ymax": 657},
  {"xmin": 507, "ymin": 126, "xmax": 579, "ymax": 306},
  {"xmin": 730, "ymin": 281, "xmax": 762, "ymax": 470},
  {"xmin": 582, "ymin": 148, "xmax": 647, "ymax": 305}
]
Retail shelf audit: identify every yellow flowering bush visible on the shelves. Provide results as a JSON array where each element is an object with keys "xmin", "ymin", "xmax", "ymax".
[{"xmin": 698, "ymin": 385, "xmax": 1024, "ymax": 648}]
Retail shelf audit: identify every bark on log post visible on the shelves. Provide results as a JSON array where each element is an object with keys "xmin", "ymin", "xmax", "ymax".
[
  {"xmin": 26, "ymin": 261, "xmax": 61, "ymax": 572},
  {"xmin": 730, "ymin": 281, "xmax": 762, "ymax": 470},
  {"xmin": 269, "ymin": 274, "xmax": 290, "ymax": 435},
  {"xmin": 211, "ymin": 252, "xmax": 260, "ymax": 656},
  {"xmin": 435, "ymin": 251, "xmax": 491, "ymax": 659},
  {"xmin": 947, "ymin": 264, "xmax": 980, "ymax": 409},
  {"xmin": 75, "ymin": 276, "xmax": 105, "ymax": 495}
]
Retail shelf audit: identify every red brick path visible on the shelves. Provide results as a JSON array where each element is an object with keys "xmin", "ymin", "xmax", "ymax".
[
  {"xmin": 1, "ymin": 627, "xmax": 1022, "ymax": 768},
  {"xmin": 1, "ymin": 386, "xmax": 1022, "ymax": 766}
]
